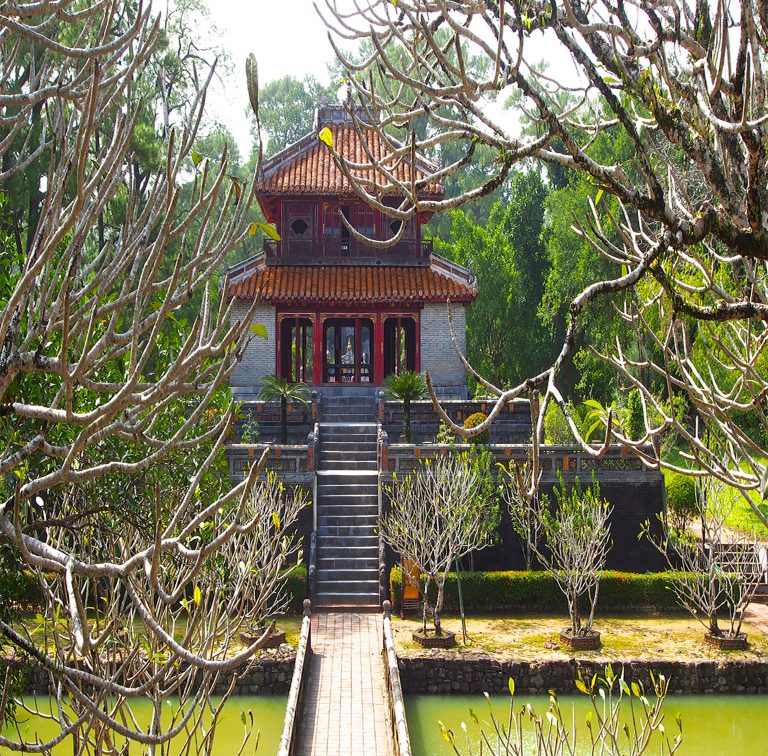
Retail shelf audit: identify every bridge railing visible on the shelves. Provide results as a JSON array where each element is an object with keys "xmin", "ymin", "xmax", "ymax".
[
  {"xmin": 277, "ymin": 599, "xmax": 313, "ymax": 756},
  {"xmin": 382, "ymin": 600, "xmax": 412, "ymax": 756}
]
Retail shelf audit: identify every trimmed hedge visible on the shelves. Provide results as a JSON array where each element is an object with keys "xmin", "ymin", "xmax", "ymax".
[
  {"xmin": 285, "ymin": 564, "xmax": 307, "ymax": 614},
  {"xmin": 389, "ymin": 567, "xmax": 684, "ymax": 614}
]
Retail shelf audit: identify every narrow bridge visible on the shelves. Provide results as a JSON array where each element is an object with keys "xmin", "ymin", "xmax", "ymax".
[{"xmin": 296, "ymin": 612, "xmax": 393, "ymax": 755}]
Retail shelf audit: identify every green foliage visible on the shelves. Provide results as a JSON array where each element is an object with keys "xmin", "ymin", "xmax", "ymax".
[
  {"xmin": 383, "ymin": 370, "xmax": 427, "ymax": 443},
  {"xmin": 390, "ymin": 567, "xmax": 684, "ymax": 614},
  {"xmin": 435, "ymin": 170, "xmax": 551, "ymax": 388},
  {"xmin": 283, "ymin": 564, "xmax": 307, "ymax": 614},
  {"xmin": 257, "ymin": 376, "xmax": 311, "ymax": 444},
  {"xmin": 254, "ymin": 75, "xmax": 337, "ymax": 158},
  {"xmin": 665, "ymin": 473, "xmax": 698, "ymax": 531},
  {"xmin": 383, "ymin": 370, "xmax": 428, "ymax": 402},
  {"xmin": 463, "ymin": 412, "xmax": 489, "ymax": 445},
  {"xmin": 0, "ymin": 543, "xmax": 42, "ymax": 619},
  {"xmin": 435, "ymin": 422, "xmax": 456, "ymax": 445},
  {"xmin": 626, "ymin": 388, "xmax": 645, "ymax": 441},
  {"xmin": 543, "ymin": 401, "xmax": 576, "ymax": 444},
  {"xmin": 256, "ymin": 375, "xmax": 311, "ymax": 406}
]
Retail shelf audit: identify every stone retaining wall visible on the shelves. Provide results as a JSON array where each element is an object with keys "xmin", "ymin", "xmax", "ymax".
[
  {"xmin": 11, "ymin": 649, "xmax": 296, "ymax": 697},
  {"xmin": 398, "ymin": 654, "xmax": 768, "ymax": 695}
]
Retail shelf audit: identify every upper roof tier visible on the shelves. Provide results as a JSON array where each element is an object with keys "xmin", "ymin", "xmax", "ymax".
[{"xmin": 257, "ymin": 104, "xmax": 444, "ymax": 198}]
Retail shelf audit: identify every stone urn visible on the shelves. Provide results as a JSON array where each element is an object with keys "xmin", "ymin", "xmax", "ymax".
[
  {"xmin": 412, "ymin": 629, "xmax": 457, "ymax": 649},
  {"xmin": 704, "ymin": 632, "xmax": 748, "ymax": 651},
  {"xmin": 559, "ymin": 628, "xmax": 601, "ymax": 651},
  {"xmin": 241, "ymin": 626, "xmax": 286, "ymax": 649}
]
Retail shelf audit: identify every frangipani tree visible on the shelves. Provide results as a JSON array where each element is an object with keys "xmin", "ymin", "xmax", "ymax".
[
  {"xmin": 507, "ymin": 474, "xmax": 612, "ymax": 639},
  {"xmin": 0, "ymin": 1, "xmax": 290, "ymax": 750},
  {"xmin": 381, "ymin": 454, "xmax": 493, "ymax": 636},
  {"xmin": 316, "ymin": 0, "xmax": 768, "ymax": 531},
  {"xmin": 643, "ymin": 476, "xmax": 764, "ymax": 642}
]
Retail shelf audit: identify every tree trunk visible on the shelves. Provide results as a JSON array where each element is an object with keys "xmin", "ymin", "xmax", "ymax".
[
  {"xmin": 280, "ymin": 397, "xmax": 287, "ymax": 445},
  {"xmin": 434, "ymin": 579, "xmax": 444, "ymax": 635},
  {"xmin": 403, "ymin": 398, "xmax": 411, "ymax": 443},
  {"xmin": 421, "ymin": 576, "xmax": 430, "ymax": 634},
  {"xmin": 569, "ymin": 591, "xmax": 580, "ymax": 635}
]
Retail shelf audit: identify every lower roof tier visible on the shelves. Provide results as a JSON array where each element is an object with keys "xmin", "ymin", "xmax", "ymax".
[{"xmin": 226, "ymin": 260, "xmax": 477, "ymax": 305}]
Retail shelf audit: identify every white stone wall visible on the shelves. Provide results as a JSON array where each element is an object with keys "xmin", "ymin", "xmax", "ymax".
[
  {"xmin": 420, "ymin": 303, "xmax": 467, "ymax": 393},
  {"xmin": 230, "ymin": 301, "xmax": 276, "ymax": 395}
]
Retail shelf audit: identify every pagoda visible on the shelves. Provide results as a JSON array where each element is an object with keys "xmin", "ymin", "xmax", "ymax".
[{"xmin": 226, "ymin": 103, "xmax": 477, "ymax": 397}]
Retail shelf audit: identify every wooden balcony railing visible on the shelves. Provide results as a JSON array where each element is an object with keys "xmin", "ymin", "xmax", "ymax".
[{"xmin": 263, "ymin": 238, "xmax": 432, "ymax": 266}]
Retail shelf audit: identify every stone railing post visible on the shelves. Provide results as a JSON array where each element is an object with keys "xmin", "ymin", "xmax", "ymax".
[
  {"xmin": 308, "ymin": 531, "xmax": 317, "ymax": 602},
  {"xmin": 378, "ymin": 427, "xmax": 388, "ymax": 473}
]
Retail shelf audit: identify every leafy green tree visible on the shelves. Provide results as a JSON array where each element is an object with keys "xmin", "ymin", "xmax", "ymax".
[
  {"xmin": 383, "ymin": 370, "xmax": 428, "ymax": 443},
  {"xmin": 436, "ymin": 169, "xmax": 551, "ymax": 388},
  {"xmin": 253, "ymin": 74, "xmax": 337, "ymax": 159},
  {"xmin": 257, "ymin": 375, "xmax": 311, "ymax": 445}
]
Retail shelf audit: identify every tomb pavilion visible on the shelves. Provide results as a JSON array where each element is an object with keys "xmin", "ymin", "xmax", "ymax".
[{"xmin": 225, "ymin": 103, "xmax": 477, "ymax": 398}]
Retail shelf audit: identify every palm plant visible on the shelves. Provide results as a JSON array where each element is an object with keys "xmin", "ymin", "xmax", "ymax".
[
  {"xmin": 257, "ymin": 375, "xmax": 311, "ymax": 444},
  {"xmin": 383, "ymin": 371, "xmax": 427, "ymax": 443}
]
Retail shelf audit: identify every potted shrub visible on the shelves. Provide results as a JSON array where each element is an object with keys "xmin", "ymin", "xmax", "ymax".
[
  {"xmin": 509, "ymin": 473, "xmax": 612, "ymax": 650},
  {"xmin": 644, "ymin": 476, "xmax": 763, "ymax": 650},
  {"xmin": 380, "ymin": 454, "xmax": 494, "ymax": 647}
]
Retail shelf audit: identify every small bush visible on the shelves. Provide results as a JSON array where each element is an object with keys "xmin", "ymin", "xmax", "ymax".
[
  {"xmin": 284, "ymin": 564, "xmax": 307, "ymax": 614},
  {"xmin": 463, "ymin": 412, "xmax": 489, "ymax": 445},
  {"xmin": 543, "ymin": 402, "xmax": 575, "ymax": 444},
  {"xmin": 665, "ymin": 473, "xmax": 697, "ymax": 530},
  {"xmin": 390, "ymin": 567, "xmax": 684, "ymax": 614}
]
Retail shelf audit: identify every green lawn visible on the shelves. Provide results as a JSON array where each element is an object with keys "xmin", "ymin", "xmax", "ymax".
[
  {"xmin": 393, "ymin": 614, "xmax": 768, "ymax": 662},
  {"xmin": 662, "ymin": 448, "xmax": 768, "ymax": 536}
]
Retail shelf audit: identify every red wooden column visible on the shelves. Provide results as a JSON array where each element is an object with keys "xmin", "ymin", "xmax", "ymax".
[
  {"xmin": 313, "ymin": 313, "xmax": 323, "ymax": 385},
  {"xmin": 373, "ymin": 313, "xmax": 384, "ymax": 386}
]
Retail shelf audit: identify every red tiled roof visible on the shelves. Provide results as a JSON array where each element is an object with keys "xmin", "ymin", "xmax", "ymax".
[
  {"xmin": 258, "ymin": 123, "xmax": 443, "ymax": 197},
  {"xmin": 227, "ymin": 265, "xmax": 476, "ymax": 304}
]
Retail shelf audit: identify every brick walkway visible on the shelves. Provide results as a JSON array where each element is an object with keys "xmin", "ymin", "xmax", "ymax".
[
  {"xmin": 745, "ymin": 601, "xmax": 768, "ymax": 636},
  {"xmin": 296, "ymin": 613, "xmax": 393, "ymax": 756}
]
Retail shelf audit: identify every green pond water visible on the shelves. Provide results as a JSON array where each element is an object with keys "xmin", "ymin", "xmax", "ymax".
[
  {"xmin": 2, "ymin": 696, "xmax": 286, "ymax": 755},
  {"xmin": 406, "ymin": 694, "xmax": 768, "ymax": 755}
]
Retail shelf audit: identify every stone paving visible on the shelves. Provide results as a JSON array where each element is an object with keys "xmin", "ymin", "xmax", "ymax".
[
  {"xmin": 746, "ymin": 601, "xmax": 768, "ymax": 637},
  {"xmin": 296, "ymin": 612, "xmax": 393, "ymax": 756}
]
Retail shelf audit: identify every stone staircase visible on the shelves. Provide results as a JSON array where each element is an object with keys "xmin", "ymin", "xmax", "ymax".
[{"xmin": 315, "ymin": 392, "xmax": 381, "ymax": 610}]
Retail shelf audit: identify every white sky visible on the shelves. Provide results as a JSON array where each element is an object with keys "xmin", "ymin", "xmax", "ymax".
[{"xmin": 200, "ymin": 1, "xmax": 340, "ymax": 156}]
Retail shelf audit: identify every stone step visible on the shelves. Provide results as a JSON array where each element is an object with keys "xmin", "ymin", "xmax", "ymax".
[
  {"xmin": 318, "ymin": 524, "xmax": 376, "ymax": 538},
  {"xmin": 318, "ymin": 513, "xmax": 378, "ymax": 525},
  {"xmin": 317, "ymin": 493, "xmax": 378, "ymax": 505},
  {"xmin": 317, "ymin": 534, "xmax": 378, "ymax": 548},
  {"xmin": 320, "ymin": 443, "xmax": 378, "ymax": 454},
  {"xmin": 318, "ymin": 449, "xmax": 377, "ymax": 461},
  {"xmin": 314, "ymin": 593, "xmax": 380, "ymax": 609},
  {"xmin": 320, "ymin": 396, "xmax": 376, "ymax": 409},
  {"xmin": 317, "ymin": 469, "xmax": 378, "ymax": 480},
  {"xmin": 320, "ymin": 434, "xmax": 378, "ymax": 445},
  {"xmin": 317, "ymin": 568, "xmax": 379, "ymax": 582},
  {"xmin": 320, "ymin": 413, "xmax": 376, "ymax": 423},
  {"xmin": 318, "ymin": 490, "xmax": 378, "ymax": 500},
  {"xmin": 318, "ymin": 556, "xmax": 378, "ymax": 570},
  {"xmin": 317, "ymin": 544, "xmax": 379, "ymax": 559},
  {"xmin": 318, "ymin": 459, "xmax": 378, "ymax": 471},
  {"xmin": 317, "ymin": 490, "xmax": 379, "ymax": 504},
  {"xmin": 317, "ymin": 579, "xmax": 379, "ymax": 594},
  {"xmin": 318, "ymin": 506, "xmax": 379, "ymax": 519},
  {"xmin": 320, "ymin": 422, "xmax": 377, "ymax": 432}
]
